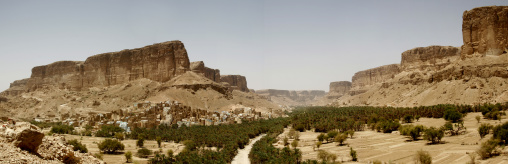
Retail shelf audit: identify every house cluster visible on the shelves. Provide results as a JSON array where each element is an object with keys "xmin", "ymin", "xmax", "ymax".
[{"xmin": 33, "ymin": 100, "xmax": 272, "ymax": 132}]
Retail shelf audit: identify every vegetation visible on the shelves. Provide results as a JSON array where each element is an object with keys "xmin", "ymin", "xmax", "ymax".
[
  {"xmin": 399, "ymin": 125, "xmax": 425, "ymax": 141},
  {"xmin": 95, "ymin": 125, "xmax": 124, "ymax": 138},
  {"xmin": 97, "ymin": 139, "xmax": 125, "ymax": 154},
  {"xmin": 414, "ymin": 150, "xmax": 432, "ymax": 164},
  {"xmin": 477, "ymin": 139, "xmax": 500, "ymax": 159},
  {"xmin": 404, "ymin": 115, "xmax": 414, "ymax": 123},
  {"xmin": 67, "ymin": 139, "xmax": 88, "ymax": 153},
  {"xmin": 476, "ymin": 116, "xmax": 481, "ymax": 123},
  {"xmin": 156, "ymin": 136, "xmax": 162, "ymax": 148},
  {"xmin": 350, "ymin": 147, "xmax": 357, "ymax": 161},
  {"xmin": 478, "ymin": 123, "xmax": 492, "ymax": 139},
  {"xmin": 334, "ymin": 133, "xmax": 348, "ymax": 146},
  {"xmin": 125, "ymin": 151, "xmax": 132, "ymax": 163},
  {"xmin": 423, "ymin": 126, "xmax": 444, "ymax": 144},
  {"xmin": 444, "ymin": 107, "xmax": 463, "ymax": 123},
  {"xmin": 50, "ymin": 124, "xmax": 75, "ymax": 134},
  {"xmin": 137, "ymin": 137, "xmax": 145, "ymax": 148},
  {"xmin": 317, "ymin": 150, "xmax": 337, "ymax": 163},
  {"xmin": 442, "ymin": 121, "xmax": 466, "ymax": 136},
  {"xmin": 137, "ymin": 148, "xmax": 153, "ymax": 158}
]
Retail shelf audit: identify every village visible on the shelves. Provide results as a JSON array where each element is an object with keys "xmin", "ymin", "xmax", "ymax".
[{"xmin": 31, "ymin": 100, "xmax": 274, "ymax": 133}]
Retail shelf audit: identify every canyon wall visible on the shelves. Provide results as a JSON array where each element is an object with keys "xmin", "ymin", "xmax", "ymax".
[
  {"xmin": 1, "ymin": 79, "xmax": 29, "ymax": 96},
  {"xmin": 462, "ymin": 6, "xmax": 508, "ymax": 59},
  {"xmin": 327, "ymin": 81, "xmax": 351, "ymax": 99},
  {"xmin": 25, "ymin": 41, "xmax": 190, "ymax": 91},
  {"xmin": 401, "ymin": 46, "xmax": 460, "ymax": 71},
  {"xmin": 190, "ymin": 61, "xmax": 221, "ymax": 83},
  {"xmin": 255, "ymin": 89, "xmax": 326, "ymax": 105},
  {"xmin": 350, "ymin": 64, "xmax": 400, "ymax": 95},
  {"xmin": 220, "ymin": 75, "xmax": 249, "ymax": 92}
]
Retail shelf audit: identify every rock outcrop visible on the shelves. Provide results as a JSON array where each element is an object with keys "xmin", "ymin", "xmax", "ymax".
[
  {"xmin": 1, "ymin": 122, "xmax": 44, "ymax": 153},
  {"xmin": 1, "ymin": 78, "xmax": 28, "ymax": 96},
  {"xmin": 350, "ymin": 64, "xmax": 400, "ymax": 95},
  {"xmin": 401, "ymin": 46, "xmax": 460, "ymax": 71},
  {"xmin": 25, "ymin": 41, "xmax": 190, "ymax": 91},
  {"xmin": 221, "ymin": 75, "xmax": 249, "ymax": 92},
  {"xmin": 327, "ymin": 81, "xmax": 351, "ymax": 99},
  {"xmin": 461, "ymin": 6, "xmax": 508, "ymax": 59},
  {"xmin": 190, "ymin": 61, "xmax": 221, "ymax": 83}
]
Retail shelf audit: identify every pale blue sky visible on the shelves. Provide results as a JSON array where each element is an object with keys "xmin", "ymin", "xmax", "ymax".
[{"xmin": 0, "ymin": 1, "xmax": 506, "ymax": 92}]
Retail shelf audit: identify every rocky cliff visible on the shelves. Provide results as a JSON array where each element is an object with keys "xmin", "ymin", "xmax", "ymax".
[
  {"xmin": 190, "ymin": 61, "xmax": 221, "ymax": 83},
  {"xmin": 25, "ymin": 41, "xmax": 190, "ymax": 91},
  {"xmin": 1, "ymin": 79, "xmax": 29, "ymax": 96},
  {"xmin": 350, "ymin": 64, "xmax": 400, "ymax": 95},
  {"xmin": 220, "ymin": 75, "xmax": 249, "ymax": 92},
  {"xmin": 255, "ymin": 89, "xmax": 326, "ymax": 106},
  {"xmin": 401, "ymin": 46, "xmax": 460, "ymax": 71},
  {"xmin": 327, "ymin": 81, "xmax": 351, "ymax": 99},
  {"xmin": 462, "ymin": 6, "xmax": 508, "ymax": 59}
]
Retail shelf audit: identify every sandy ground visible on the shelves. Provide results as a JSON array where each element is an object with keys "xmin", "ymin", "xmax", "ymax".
[
  {"xmin": 64, "ymin": 135, "xmax": 184, "ymax": 164},
  {"xmin": 231, "ymin": 134, "xmax": 266, "ymax": 164},
  {"xmin": 275, "ymin": 112, "xmax": 508, "ymax": 164}
]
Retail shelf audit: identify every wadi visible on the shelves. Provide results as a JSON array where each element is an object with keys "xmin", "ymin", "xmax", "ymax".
[{"xmin": 0, "ymin": 2, "xmax": 508, "ymax": 164}]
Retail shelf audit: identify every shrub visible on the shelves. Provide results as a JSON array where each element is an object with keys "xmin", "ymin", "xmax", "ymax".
[
  {"xmin": 183, "ymin": 140, "xmax": 197, "ymax": 152},
  {"xmin": 156, "ymin": 136, "xmax": 162, "ymax": 148},
  {"xmin": 316, "ymin": 141, "xmax": 322, "ymax": 150},
  {"xmin": 68, "ymin": 139, "xmax": 88, "ymax": 153},
  {"xmin": 347, "ymin": 130, "xmax": 355, "ymax": 138},
  {"xmin": 477, "ymin": 139, "xmax": 499, "ymax": 159},
  {"xmin": 283, "ymin": 137, "xmax": 289, "ymax": 147},
  {"xmin": 350, "ymin": 147, "xmax": 357, "ymax": 161},
  {"xmin": 97, "ymin": 139, "xmax": 125, "ymax": 154},
  {"xmin": 62, "ymin": 151, "xmax": 80, "ymax": 164},
  {"xmin": 95, "ymin": 125, "xmax": 124, "ymax": 138},
  {"xmin": 125, "ymin": 151, "xmax": 132, "ymax": 163},
  {"xmin": 317, "ymin": 133, "xmax": 325, "ymax": 142},
  {"xmin": 492, "ymin": 122, "xmax": 508, "ymax": 144},
  {"xmin": 323, "ymin": 134, "xmax": 330, "ymax": 143},
  {"xmin": 317, "ymin": 150, "xmax": 337, "ymax": 163},
  {"xmin": 478, "ymin": 123, "xmax": 492, "ymax": 139},
  {"xmin": 414, "ymin": 150, "xmax": 431, "ymax": 164},
  {"xmin": 404, "ymin": 115, "xmax": 414, "ymax": 123},
  {"xmin": 115, "ymin": 133, "xmax": 124, "ymax": 140},
  {"xmin": 327, "ymin": 131, "xmax": 339, "ymax": 140},
  {"xmin": 94, "ymin": 153, "xmax": 103, "ymax": 160},
  {"xmin": 415, "ymin": 115, "xmax": 421, "ymax": 122},
  {"xmin": 476, "ymin": 116, "xmax": 481, "ymax": 123},
  {"xmin": 291, "ymin": 139, "xmax": 298, "ymax": 148},
  {"xmin": 442, "ymin": 121, "xmax": 466, "ymax": 136},
  {"xmin": 377, "ymin": 120, "xmax": 401, "ymax": 133},
  {"xmin": 137, "ymin": 148, "xmax": 152, "ymax": 158}
]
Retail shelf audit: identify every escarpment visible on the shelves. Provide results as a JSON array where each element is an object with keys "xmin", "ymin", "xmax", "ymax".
[
  {"xmin": 350, "ymin": 64, "xmax": 400, "ymax": 95},
  {"xmin": 327, "ymin": 81, "xmax": 351, "ymax": 99},
  {"xmin": 461, "ymin": 6, "xmax": 508, "ymax": 59},
  {"xmin": 255, "ymin": 89, "xmax": 326, "ymax": 106},
  {"xmin": 220, "ymin": 75, "xmax": 249, "ymax": 92},
  {"xmin": 1, "ymin": 79, "xmax": 29, "ymax": 96},
  {"xmin": 24, "ymin": 41, "xmax": 190, "ymax": 91},
  {"xmin": 401, "ymin": 46, "xmax": 460, "ymax": 71}
]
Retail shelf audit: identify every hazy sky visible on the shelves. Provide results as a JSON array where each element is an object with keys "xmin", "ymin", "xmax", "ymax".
[{"xmin": 1, "ymin": 1, "xmax": 507, "ymax": 92}]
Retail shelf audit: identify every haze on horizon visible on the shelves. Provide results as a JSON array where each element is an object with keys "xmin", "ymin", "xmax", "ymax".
[{"xmin": 0, "ymin": 0, "xmax": 506, "ymax": 92}]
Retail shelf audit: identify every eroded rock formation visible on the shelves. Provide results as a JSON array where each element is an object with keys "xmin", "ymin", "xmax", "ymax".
[
  {"xmin": 255, "ymin": 89, "xmax": 326, "ymax": 105},
  {"xmin": 220, "ymin": 75, "xmax": 249, "ymax": 92},
  {"xmin": 462, "ymin": 6, "xmax": 508, "ymax": 59},
  {"xmin": 327, "ymin": 81, "xmax": 351, "ymax": 99},
  {"xmin": 190, "ymin": 61, "xmax": 221, "ymax": 83},
  {"xmin": 401, "ymin": 46, "xmax": 460, "ymax": 71},
  {"xmin": 25, "ymin": 41, "xmax": 190, "ymax": 91},
  {"xmin": 350, "ymin": 64, "xmax": 400, "ymax": 95}
]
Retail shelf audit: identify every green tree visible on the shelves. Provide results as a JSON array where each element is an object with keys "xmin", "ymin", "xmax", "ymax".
[
  {"xmin": 291, "ymin": 139, "xmax": 298, "ymax": 149},
  {"xmin": 423, "ymin": 126, "xmax": 444, "ymax": 144},
  {"xmin": 476, "ymin": 116, "xmax": 481, "ymax": 123},
  {"xmin": 316, "ymin": 141, "xmax": 322, "ymax": 150},
  {"xmin": 334, "ymin": 133, "xmax": 348, "ymax": 146},
  {"xmin": 477, "ymin": 139, "xmax": 499, "ymax": 159},
  {"xmin": 156, "ymin": 136, "xmax": 162, "ymax": 148},
  {"xmin": 115, "ymin": 133, "xmax": 124, "ymax": 140},
  {"xmin": 404, "ymin": 115, "xmax": 414, "ymax": 123},
  {"xmin": 327, "ymin": 131, "xmax": 339, "ymax": 140},
  {"xmin": 137, "ymin": 137, "xmax": 145, "ymax": 148},
  {"xmin": 444, "ymin": 108, "xmax": 462, "ymax": 123},
  {"xmin": 350, "ymin": 147, "xmax": 357, "ymax": 161},
  {"xmin": 317, "ymin": 133, "xmax": 325, "ymax": 142},
  {"xmin": 97, "ymin": 139, "xmax": 125, "ymax": 154},
  {"xmin": 323, "ymin": 134, "xmax": 330, "ymax": 143},
  {"xmin": 415, "ymin": 115, "xmax": 421, "ymax": 122}
]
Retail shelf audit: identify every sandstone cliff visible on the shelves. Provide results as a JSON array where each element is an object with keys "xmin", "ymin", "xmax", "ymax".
[
  {"xmin": 350, "ymin": 64, "xmax": 400, "ymax": 95},
  {"xmin": 220, "ymin": 75, "xmax": 249, "ymax": 92},
  {"xmin": 255, "ymin": 89, "xmax": 326, "ymax": 106},
  {"xmin": 327, "ymin": 81, "xmax": 351, "ymax": 99},
  {"xmin": 25, "ymin": 41, "xmax": 190, "ymax": 91},
  {"xmin": 462, "ymin": 6, "xmax": 508, "ymax": 59},
  {"xmin": 190, "ymin": 61, "xmax": 221, "ymax": 83},
  {"xmin": 1, "ymin": 79, "xmax": 29, "ymax": 96},
  {"xmin": 401, "ymin": 46, "xmax": 460, "ymax": 71}
]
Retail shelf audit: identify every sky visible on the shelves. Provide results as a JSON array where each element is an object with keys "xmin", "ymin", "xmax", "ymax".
[{"xmin": 0, "ymin": 1, "xmax": 507, "ymax": 92}]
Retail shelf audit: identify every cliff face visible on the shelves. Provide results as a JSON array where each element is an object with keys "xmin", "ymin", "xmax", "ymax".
[
  {"xmin": 25, "ymin": 41, "xmax": 190, "ymax": 91},
  {"xmin": 1, "ymin": 79, "xmax": 29, "ymax": 96},
  {"xmin": 190, "ymin": 61, "xmax": 221, "ymax": 83},
  {"xmin": 462, "ymin": 6, "xmax": 508, "ymax": 59},
  {"xmin": 350, "ymin": 64, "xmax": 400, "ymax": 95},
  {"xmin": 401, "ymin": 46, "xmax": 460, "ymax": 71},
  {"xmin": 220, "ymin": 75, "xmax": 249, "ymax": 92},
  {"xmin": 327, "ymin": 81, "xmax": 351, "ymax": 99},
  {"xmin": 255, "ymin": 89, "xmax": 326, "ymax": 106}
]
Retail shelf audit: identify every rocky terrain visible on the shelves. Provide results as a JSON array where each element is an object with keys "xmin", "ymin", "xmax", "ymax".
[
  {"xmin": 0, "ymin": 121, "xmax": 103, "ymax": 163},
  {"xmin": 255, "ymin": 89, "xmax": 326, "ymax": 106},
  {"xmin": 326, "ymin": 81, "xmax": 351, "ymax": 99},
  {"xmin": 329, "ymin": 6, "xmax": 508, "ymax": 107},
  {"xmin": 190, "ymin": 61, "xmax": 221, "ymax": 83}
]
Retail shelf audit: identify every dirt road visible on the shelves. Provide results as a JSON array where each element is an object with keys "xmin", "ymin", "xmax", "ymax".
[{"xmin": 231, "ymin": 134, "xmax": 266, "ymax": 164}]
